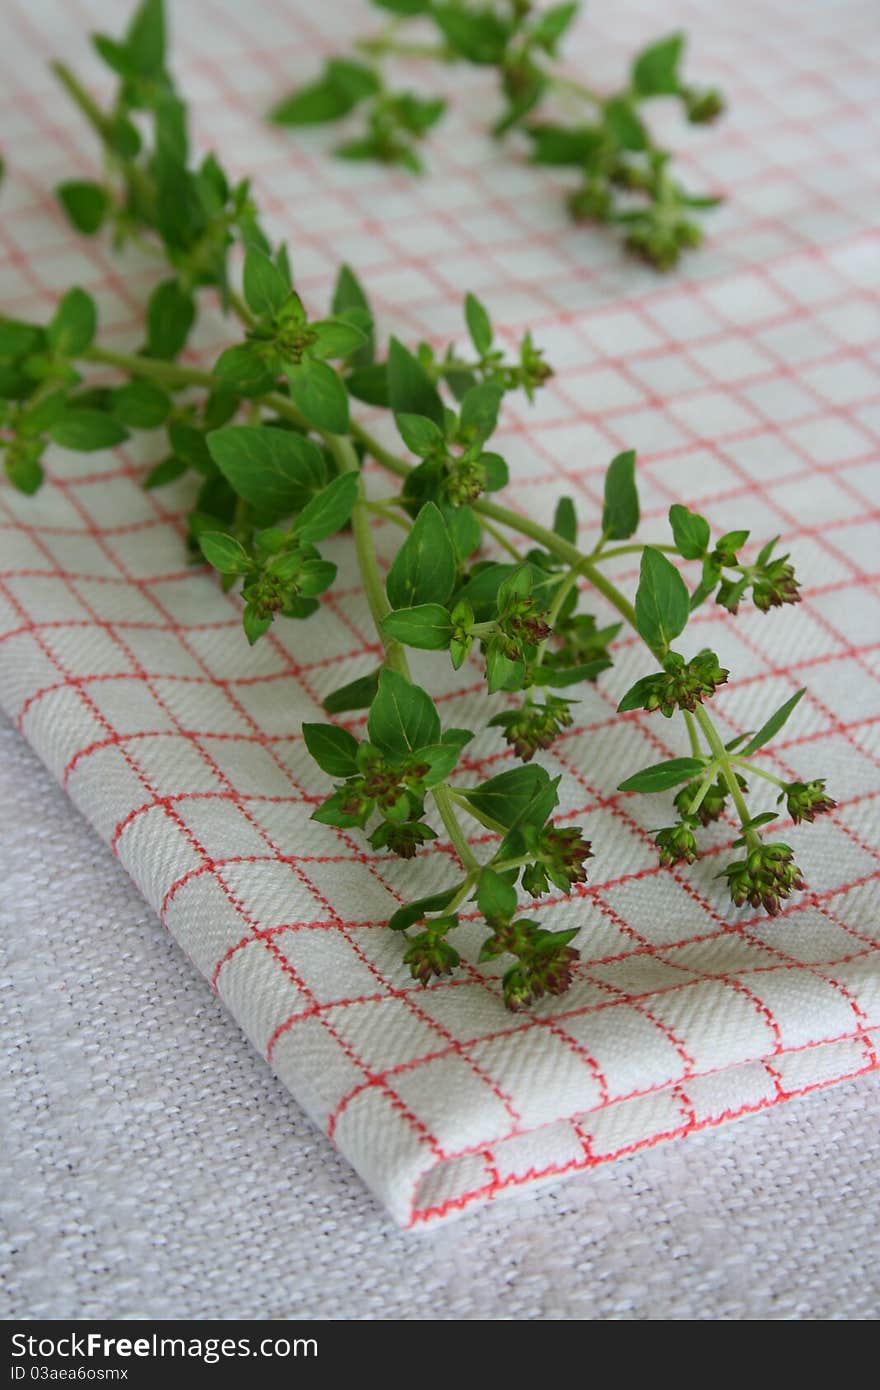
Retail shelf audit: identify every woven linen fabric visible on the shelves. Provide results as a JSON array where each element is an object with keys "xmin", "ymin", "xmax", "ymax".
[
  {"xmin": 4, "ymin": 721, "xmax": 880, "ymax": 1321},
  {"xmin": 1, "ymin": 0, "xmax": 878, "ymax": 1228}
]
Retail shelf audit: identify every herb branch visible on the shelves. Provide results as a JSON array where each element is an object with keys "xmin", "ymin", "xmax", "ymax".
[
  {"xmin": 1, "ymin": 1, "xmax": 833, "ymax": 1010},
  {"xmin": 269, "ymin": 0, "xmax": 725, "ymax": 270}
]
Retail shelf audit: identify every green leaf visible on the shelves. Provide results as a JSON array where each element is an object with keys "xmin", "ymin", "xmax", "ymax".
[
  {"xmin": 213, "ymin": 343, "xmax": 276, "ymax": 397},
  {"xmin": 534, "ymin": 658, "xmax": 611, "ymax": 687},
  {"xmin": 47, "ymin": 288, "xmax": 96, "ymax": 356},
  {"xmin": 431, "ymin": 4, "xmax": 511, "ymax": 64},
  {"xmin": 242, "ymin": 605, "xmax": 271, "ymax": 645},
  {"xmin": 388, "ymin": 884, "xmax": 460, "ymax": 933},
  {"xmin": 309, "ymin": 317, "xmax": 368, "ymax": 361},
  {"xmin": 56, "ymin": 180, "xmax": 109, "ymax": 235},
  {"xmin": 146, "ymin": 279, "xmax": 195, "ymax": 361},
  {"xmin": 441, "ymin": 727, "xmax": 474, "ymax": 749},
  {"xmin": 602, "ymin": 449, "xmax": 639, "ymax": 540},
  {"xmin": 323, "ymin": 670, "xmax": 380, "ymax": 714},
  {"xmin": 380, "ymin": 604, "xmax": 452, "ymax": 650},
  {"xmin": 634, "ymin": 547, "xmax": 690, "ymax": 654},
  {"xmin": 206, "ymin": 425, "xmax": 325, "ymax": 518},
  {"xmin": 292, "ymin": 471, "xmax": 358, "ymax": 543},
  {"xmin": 368, "ymin": 668, "xmax": 440, "ymax": 758},
  {"xmin": 386, "ymin": 501, "xmax": 456, "ymax": 608},
  {"xmin": 669, "ymin": 503, "xmax": 710, "ymax": 560},
  {"xmin": 302, "ymin": 722, "xmax": 360, "ymax": 777},
  {"xmin": 144, "ymin": 455, "xmax": 186, "ymax": 490},
  {"xmin": 126, "ymin": 0, "xmax": 166, "ymax": 76},
  {"xmin": 332, "ymin": 264, "xmax": 374, "ymax": 367},
  {"xmin": 459, "ymin": 382, "xmax": 502, "ymax": 443},
  {"xmin": 268, "ymin": 58, "xmax": 379, "ymax": 125},
  {"xmin": 486, "ymin": 646, "xmax": 525, "ymax": 694},
  {"xmin": 617, "ymin": 757, "xmax": 706, "ymax": 793},
  {"xmin": 464, "ymin": 291, "xmax": 492, "ymax": 355},
  {"xmin": 740, "ymin": 689, "xmax": 805, "ymax": 757},
  {"xmin": 345, "ymin": 362, "xmax": 389, "ymax": 407},
  {"xmin": 531, "ymin": 1, "xmax": 578, "ymax": 53},
  {"xmin": 167, "ymin": 421, "xmax": 213, "ymax": 476},
  {"xmin": 462, "ymin": 765, "xmax": 555, "ymax": 832},
  {"xmin": 477, "ymin": 867, "xmax": 517, "ymax": 921},
  {"xmin": 553, "ymin": 496, "xmax": 577, "ymax": 545},
  {"xmin": 632, "ymin": 33, "xmax": 684, "ymax": 97},
  {"xmin": 716, "ymin": 529, "xmax": 750, "ymax": 556},
  {"xmin": 243, "ymin": 245, "xmax": 290, "ymax": 318},
  {"xmin": 445, "ymin": 504, "xmax": 481, "ymax": 561},
  {"xmin": 91, "ymin": 33, "xmax": 135, "ymax": 79},
  {"xmin": 5, "ymin": 453, "xmax": 44, "ymax": 495},
  {"xmin": 111, "ymin": 380, "xmax": 171, "ymax": 429},
  {"xmin": 0, "ymin": 320, "xmax": 42, "ymax": 360},
  {"xmin": 198, "ymin": 531, "xmax": 251, "ymax": 574},
  {"xmin": 417, "ymin": 742, "xmax": 462, "ymax": 786},
  {"xmin": 50, "ymin": 410, "xmax": 128, "ymax": 451},
  {"xmin": 287, "ymin": 358, "xmax": 349, "ymax": 434},
  {"xmin": 526, "ymin": 123, "xmax": 604, "ymax": 166},
  {"xmin": 395, "ymin": 412, "xmax": 444, "ymax": 457},
  {"xmin": 387, "ymin": 337, "xmax": 444, "ymax": 427},
  {"xmin": 604, "ymin": 97, "xmax": 648, "ymax": 150}
]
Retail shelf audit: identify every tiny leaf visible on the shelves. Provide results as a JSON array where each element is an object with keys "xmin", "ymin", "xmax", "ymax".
[
  {"xmin": 634, "ymin": 547, "xmax": 690, "ymax": 654},
  {"xmin": 302, "ymin": 722, "xmax": 360, "ymax": 777},
  {"xmin": 618, "ymin": 757, "xmax": 706, "ymax": 793},
  {"xmin": 292, "ymin": 471, "xmax": 358, "ymax": 543},
  {"xmin": 740, "ymin": 689, "xmax": 805, "ymax": 757},
  {"xmin": 367, "ymin": 668, "xmax": 440, "ymax": 757},
  {"xmin": 387, "ymin": 337, "xmax": 444, "ymax": 427},
  {"xmin": 386, "ymin": 501, "xmax": 456, "ymax": 609},
  {"xmin": 602, "ymin": 449, "xmax": 639, "ymax": 540},
  {"xmin": 669, "ymin": 503, "xmax": 710, "ymax": 560}
]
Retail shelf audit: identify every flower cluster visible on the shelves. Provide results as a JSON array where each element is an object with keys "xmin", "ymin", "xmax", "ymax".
[
  {"xmin": 488, "ymin": 695, "xmax": 574, "ymax": 761},
  {"xmin": 619, "ymin": 650, "xmax": 729, "ymax": 718},
  {"xmin": 722, "ymin": 843, "xmax": 807, "ymax": 916}
]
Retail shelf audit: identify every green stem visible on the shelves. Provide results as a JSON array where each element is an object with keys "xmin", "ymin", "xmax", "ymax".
[
  {"xmin": 733, "ymin": 760, "xmax": 788, "ymax": 790},
  {"xmin": 694, "ymin": 703, "xmax": 755, "ymax": 840},
  {"xmin": 687, "ymin": 766, "xmax": 719, "ymax": 819},
  {"xmin": 327, "ymin": 435, "xmax": 480, "ymax": 875},
  {"xmin": 51, "ymin": 61, "xmax": 113, "ymax": 142},
  {"xmin": 549, "ymin": 71, "xmax": 604, "ymax": 108},
  {"xmin": 328, "ymin": 435, "xmax": 407, "ymax": 677},
  {"xmin": 683, "ymin": 710, "xmax": 703, "ymax": 759},
  {"xmin": 593, "ymin": 542, "xmax": 679, "ymax": 561},
  {"xmin": 83, "ymin": 346, "xmax": 217, "ymax": 389},
  {"xmin": 433, "ymin": 784, "xmax": 480, "ymax": 873},
  {"xmin": 356, "ymin": 35, "xmax": 456, "ymax": 61}
]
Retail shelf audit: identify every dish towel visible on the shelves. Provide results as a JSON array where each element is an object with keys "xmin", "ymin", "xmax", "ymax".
[{"xmin": 1, "ymin": 0, "xmax": 878, "ymax": 1227}]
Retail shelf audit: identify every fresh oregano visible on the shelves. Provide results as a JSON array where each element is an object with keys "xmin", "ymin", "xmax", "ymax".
[
  {"xmin": 269, "ymin": 1, "xmax": 725, "ymax": 269},
  {"xmin": 1, "ymin": 1, "xmax": 835, "ymax": 1010}
]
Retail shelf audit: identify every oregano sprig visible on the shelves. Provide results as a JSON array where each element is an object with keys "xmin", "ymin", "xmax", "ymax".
[
  {"xmin": 0, "ymin": 0, "xmax": 835, "ymax": 1012},
  {"xmin": 269, "ymin": 1, "xmax": 725, "ymax": 270}
]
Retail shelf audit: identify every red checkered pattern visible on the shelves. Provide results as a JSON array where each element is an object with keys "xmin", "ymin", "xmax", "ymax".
[{"xmin": 1, "ymin": 0, "xmax": 878, "ymax": 1225}]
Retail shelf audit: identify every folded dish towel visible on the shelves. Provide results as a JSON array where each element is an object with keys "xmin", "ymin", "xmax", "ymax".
[{"xmin": 1, "ymin": 0, "xmax": 878, "ymax": 1225}]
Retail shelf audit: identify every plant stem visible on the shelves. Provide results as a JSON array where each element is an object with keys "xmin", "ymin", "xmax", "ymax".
[
  {"xmin": 549, "ymin": 71, "xmax": 604, "ymax": 108},
  {"xmin": 51, "ymin": 61, "xmax": 113, "ymax": 142},
  {"xmin": 694, "ymin": 703, "xmax": 756, "ymax": 840},
  {"xmin": 356, "ymin": 35, "xmax": 456, "ymax": 62},
  {"xmin": 683, "ymin": 709, "xmax": 703, "ymax": 758},
  {"xmin": 733, "ymin": 760, "xmax": 788, "ymax": 790},
  {"xmin": 328, "ymin": 436, "xmax": 407, "ymax": 677},
  {"xmin": 83, "ymin": 346, "xmax": 217, "ymax": 388},
  {"xmin": 327, "ymin": 435, "xmax": 480, "ymax": 875},
  {"xmin": 433, "ymin": 784, "xmax": 480, "ymax": 873},
  {"xmin": 593, "ymin": 542, "xmax": 679, "ymax": 561}
]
